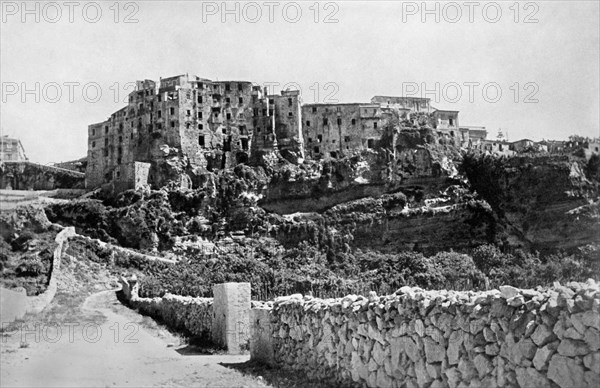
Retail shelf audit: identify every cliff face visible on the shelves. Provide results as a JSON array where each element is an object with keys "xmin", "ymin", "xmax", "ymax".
[
  {"xmin": 44, "ymin": 130, "xmax": 599, "ymax": 257},
  {"xmin": 462, "ymin": 154, "xmax": 599, "ymax": 252}
]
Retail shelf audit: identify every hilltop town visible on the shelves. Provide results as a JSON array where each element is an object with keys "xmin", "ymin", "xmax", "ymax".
[
  {"xmin": 1, "ymin": 74, "xmax": 598, "ymax": 194},
  {"xmin": 82, "ymin": 74, "xmax": 600, "ymax": 194}
]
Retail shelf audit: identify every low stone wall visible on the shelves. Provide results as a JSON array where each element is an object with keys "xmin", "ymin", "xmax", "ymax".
[
  {"xmin": 134, "ymin": 294, "xmax": 214, "ymax": 339},
  {"xmin": 250, "ymin": 282, "xmax": 600, "ymax": 388},
  {"xmin": 0, "ymin": 226, "xmax": 76, "ymax": 323},
  {"xmin": 119, "ymin": 278, "xmax": 250, "ymax": 352}
]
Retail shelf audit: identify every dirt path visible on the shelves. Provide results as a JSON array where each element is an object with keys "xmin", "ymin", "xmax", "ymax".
[{"xmin": 1, "ymin": 256, "xmax": 269, "ymax": 387}]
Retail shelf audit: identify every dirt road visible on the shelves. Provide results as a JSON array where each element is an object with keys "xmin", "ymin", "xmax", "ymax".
[{"xmin": 0, "ymin": 254, "xmax": 268, "ymax": 387}]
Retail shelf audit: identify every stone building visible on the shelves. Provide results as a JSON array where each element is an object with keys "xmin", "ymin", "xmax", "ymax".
[
  {"xmin": 370, "ymin": 96, "xmax": 432, "ymax": 114},
  {"xmin": 301, "ymin": 103, "xmax": 385, "ymax": 159},
  {"xmin": 86, "ymin": 74, "xmax": 303, "ymax": 190},
  {"xmin": 0, "ymin": 136, "xmax": 27, "ymax": 162}
]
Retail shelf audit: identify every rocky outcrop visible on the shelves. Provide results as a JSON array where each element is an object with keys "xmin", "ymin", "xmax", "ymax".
[
  {"xmin": 462, "ymin": 154, "xmax": 599, "ymax": 251},
  {"xmin": 251, "ymin": 281, "xmax": 600, "ymax": 387}
]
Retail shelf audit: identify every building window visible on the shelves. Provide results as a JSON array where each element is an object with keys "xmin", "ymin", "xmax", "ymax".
[
  {"xmin": 288, "ymin": 112, "xmax": 293, "ymax": 117},
  {"xmin": 323, "ymin": 118, "xmax": 328, "ymax": 126},
  {"xmin": 312, "ymin": 107, "xmax": 317, "ymax": 113},
  {"xmin": 317, "ymin": 135, "xmax": 323, "ymax": 143},
  {"xmin": 256, "ymin": 127, "xmax": 261, "ymax": 133},
  {"xmin": 225, "ymin": 83, "xmax": 231, "ymax": 91},
  {"xmin": 449, "ymin": 118, "xmax": 454, "ymax": 126},
  {"xmin": 351, "ymin": 119, "xmax": 356, "ymax": 125},
  {"xmin": 308, "ymin": 138, "xmax": 312, "ymax": 143},
  {"xmin": 199, "ymin": 135, "xmax": 205, "ymax": 147},
  {"xmin": 187, "ymin": 110, "xmax": 191, "ymax": 116},
  {"xmin": 157, "ymin": 123, "xmax": 162, "ymax": 130},
  {"xmin": 104, "ymin": 139, "xmax": 108, "ymax": 147},
  {"xmin": 92, "ymin": 141, "xmax": 96, "ymax": 148},
  {"xmin": 105, "ymin": 126, "xmax": 109, "ymax": 134},
  {"xmin": 238, "ymin": 97, "xmax": 243, "ymax": 104},
  {"xmin": 337, "ymin": 118, "xmax": 342, "ymax": 125},
  {"xmin": 314, "ymin": 146, "xmax": 320, "ymax": 154},
  {"xmin": 269, "ymin": 98, "xmax": 274, "ymax": 104},
  {"xmin": 170, "ymin": 121, "xmax": 175, "ymax": 128},
  {"xmin": 92, "ymin": 128, "xmax": 96, "ymax": 136},
  {"xmin": 226, "ymin": 113, "xmax": 231, "ymax": 120},
  {"xmin": 288, "ymin": 98, "xmax": 292, "ymax": 107},
  {"xmin": 198, "ymin": 124, "xmax": 203, "ymax": 130},
  {"xmin": 262, "ymin": 109, "xmax": 267, "ymax": 116},
  {"xmin": 367, "ymin": 139, "xmax": 375, "ymax": 149},
  {"xmin": 198, "ymin": 112, "xmax": 203, "ymax": 119},
  {"xmin": 332, "ymin": 139, "xmax": 336, "ymax": 143},
  {"xmin": 330, "ymin": 151, "xmax": 337, "ymax": 158},
  {"xmin": 344, "ymin": 136, "xmax": 350, "ymax": 143},
  {"xmin": 238, "ymin": 83, "xmax": 243, "ymax": 91},
  {"xmin": 222, "ymin": 128, "xmax": 227, "ymax": 134},
  {"xmin": 374, "ymin": 122, "xmax": 378, "ymax": 129},
  {"xmin": 198, "ymin": 96, "xmax": 203, "ymax": 104},
  {"xmin": 170, "ymin": 107, "xmax": 175, "ymax": 115},
  {"xmin": 226, "ymin": 97, "xmax": 231, "ymax": 104},
  {"xmin": 119, "ymin": 136, "xmax": 123, "ymax": 142},
  {"xmin": 305, "ymin": 120, "xmax": 310, "ymax": 127},
  {"xmin": 158, "ymin": 110, "xmax": 162, "ymax": 118},
  {"xmin": 253, "ymin": 108, "xmax": 259, "ymax": 117}
]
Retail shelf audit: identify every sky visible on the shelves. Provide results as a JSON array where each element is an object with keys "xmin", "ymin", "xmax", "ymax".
[{"xmin": 1, "ymin": 0, "xmax": 599, "ymax": 164}]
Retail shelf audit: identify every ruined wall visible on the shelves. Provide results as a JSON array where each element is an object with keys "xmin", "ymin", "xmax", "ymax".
[
  {"xmin": 0, "ymin": 161, "xmax": 85, "ymax": 190},
  {"xmin": 250, "ymin": 282, "xmax": 600, "ymax": 388}
]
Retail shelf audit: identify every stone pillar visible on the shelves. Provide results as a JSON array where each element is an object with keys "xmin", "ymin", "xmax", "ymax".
[
  {"xmin": 250, "ymin": 308, "xmax": 275, "ymax": 366},
  {"xmin": 212, "ymin": 282, "xmax": 251, "ymax": 354}
]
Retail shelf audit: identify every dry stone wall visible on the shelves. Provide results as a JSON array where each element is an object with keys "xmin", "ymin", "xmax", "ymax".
[
  {"xmin": 119, "ymin": 278, "xmax": 250, "ymax": 353},
  {"xmin": 0, "ymin": 226, "xmax": 76, "ymax": 323},
  {"xmin": 250, "ymin": 282, "xmax": 600, "ymax": 388},
  {"xmin": 119, "ymin": 277, "xmax": 213, "ymax": 339}
]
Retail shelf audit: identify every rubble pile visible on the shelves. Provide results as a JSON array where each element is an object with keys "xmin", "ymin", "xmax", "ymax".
[{"xmin": 257, "ymin": 281, "xmax": 600, "ymax": 387}]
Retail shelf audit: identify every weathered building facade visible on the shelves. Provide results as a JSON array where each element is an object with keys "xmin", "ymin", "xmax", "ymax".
[
  {"xmin": 86, "ymin": 75, "xmax": 302, "ymax": 190},
  {"xmin": 301, "ymin": 103, "xmax": 385, "ymax": 159},
  {"xmin": 0, "ymin": 136, "xmax": 27, "ymax": 162}
]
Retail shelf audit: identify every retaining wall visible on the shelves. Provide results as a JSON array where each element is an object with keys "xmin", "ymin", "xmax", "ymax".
[
  {"xmin": 250, "ymin": 282, "xmax": 600, "ymax": 388},
  {"xmin": 0, "ymin": 226, "xmax": 76, "ymax": 323},
  {"xmin": 119, "ymin": 277, "xmax": 250, "ymax": 353}
]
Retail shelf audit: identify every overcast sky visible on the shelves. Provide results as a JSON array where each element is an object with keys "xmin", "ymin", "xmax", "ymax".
[{"xmin": 1, "ymin": 0, "xmax": 599, "ymax": 164}]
